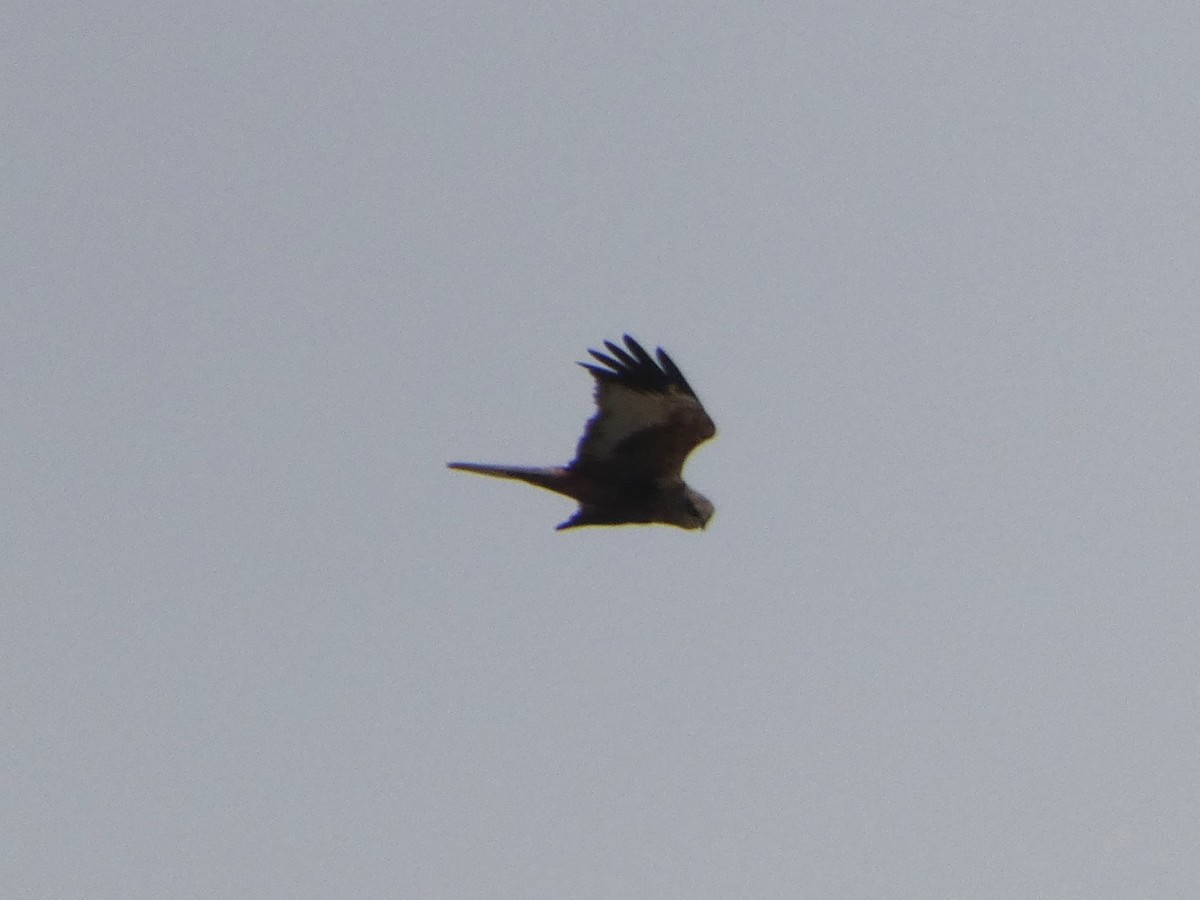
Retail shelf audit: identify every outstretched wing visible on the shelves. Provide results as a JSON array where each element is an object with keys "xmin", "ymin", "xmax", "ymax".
[{"xmin": 571, "ymin": 335, "xmax": 715, "ymax": 482}]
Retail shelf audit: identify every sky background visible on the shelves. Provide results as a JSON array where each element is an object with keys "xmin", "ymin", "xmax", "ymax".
[{"xmin": 6, "ymin": 2, "xmax": 1200, "ymax": 897}]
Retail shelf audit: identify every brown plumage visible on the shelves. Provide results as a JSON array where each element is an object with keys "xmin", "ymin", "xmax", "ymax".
[{"xmin": 449, "ymin": 335, "xmax": 716, "ymax": 530}]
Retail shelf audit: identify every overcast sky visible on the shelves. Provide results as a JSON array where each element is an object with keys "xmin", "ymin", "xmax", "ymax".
[{"xmin": 6, "ymin": 2, "xmax": 1200, "ymax": 897}]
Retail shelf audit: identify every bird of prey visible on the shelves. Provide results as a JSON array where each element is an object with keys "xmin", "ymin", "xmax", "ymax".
[{"xmin": 449, "ymin": 335, "xmax": 716, "ymax": 530}]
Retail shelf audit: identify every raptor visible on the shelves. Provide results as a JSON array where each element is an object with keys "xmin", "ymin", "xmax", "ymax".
[{"xmin": 449, "ymin": 335, "xmax": 716, "ymax": 530}]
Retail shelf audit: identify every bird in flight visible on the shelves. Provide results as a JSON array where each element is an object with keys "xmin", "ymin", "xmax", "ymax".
[{"xmin": 449, "ymin": 335, "xmax": 716, "ymax": 530}]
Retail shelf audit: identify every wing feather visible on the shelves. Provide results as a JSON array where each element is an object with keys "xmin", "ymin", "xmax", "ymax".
[
  {"xmin": 602, "ymin": 340, "xmax": 639, "ymax": 369},
  {"xmin": 571, "ymin": 335, "xmax": 715, "ymax": 481}
]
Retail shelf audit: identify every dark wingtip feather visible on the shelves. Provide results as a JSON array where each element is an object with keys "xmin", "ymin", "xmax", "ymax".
[
  {"xmin": 578, "ymin": 362, "xmax": 611, "ymax": 379},
  {"xmin": 579, "ymin": 335, "xmax": 698, "ymax": 398},
  {"xmin": 587, "ymin": 348, "xmax": 623, "ymax": 369},
  {"xmin": 603, "ymin": 340, "xmax": 638, "ymax": 368},
  {"xmin": 655, "ymin": 347, "xmax": 696, "ymax": 396}
]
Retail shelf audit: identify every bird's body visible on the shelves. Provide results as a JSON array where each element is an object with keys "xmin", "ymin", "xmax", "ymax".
[{"xmin": 448, "ymin": 335, "xmax": 716, "ymax": 530}]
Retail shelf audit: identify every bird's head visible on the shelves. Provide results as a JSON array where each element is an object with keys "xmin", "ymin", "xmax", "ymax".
[{"xmin": 663, "ymin": 486, "xmax": 714, "ymax": 530}]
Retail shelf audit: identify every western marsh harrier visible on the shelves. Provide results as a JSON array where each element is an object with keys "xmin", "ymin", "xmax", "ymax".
[{"xmin": 449, "ymin": 335, "xmax": 716, "ymax": 530}]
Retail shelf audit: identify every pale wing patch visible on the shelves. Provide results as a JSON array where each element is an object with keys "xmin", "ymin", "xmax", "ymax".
[{"xmin": 582, "ymin": 382, "xmax": 679, "ymax": 461}]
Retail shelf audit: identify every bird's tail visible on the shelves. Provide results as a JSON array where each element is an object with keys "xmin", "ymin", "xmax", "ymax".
[{"xmin": 447, "ymin": 462, "xmax": 577, "ymax": 498}]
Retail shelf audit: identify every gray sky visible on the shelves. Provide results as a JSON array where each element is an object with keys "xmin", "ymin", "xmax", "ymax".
[{"xmin": 7, "ymin": 2, "xmax": 1200, "ymax": 897}]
